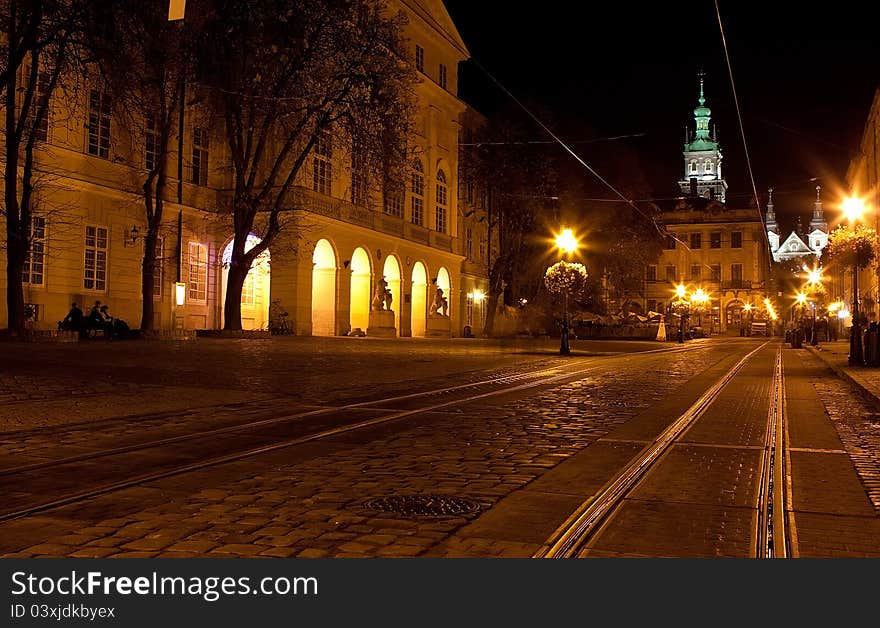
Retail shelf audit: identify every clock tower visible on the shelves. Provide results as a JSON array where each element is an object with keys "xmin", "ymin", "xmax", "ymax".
[{"xmin": 679, "ymin": 72, "xmax": 728, "ymax": 203}]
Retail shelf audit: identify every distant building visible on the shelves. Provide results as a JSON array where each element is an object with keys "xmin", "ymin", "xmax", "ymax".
[
  {"xmin": 766, "ymin": 186, "xmax": 828, "ymax": 263},
  {"xmin": 644, "ymin": 75, "xmax": 771, "ymax": 333}
]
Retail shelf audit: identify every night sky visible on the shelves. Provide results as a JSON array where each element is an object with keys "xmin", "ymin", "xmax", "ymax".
[{"xmin": 445, "ymin": 1, "xmax": 880, "ymax": 231}]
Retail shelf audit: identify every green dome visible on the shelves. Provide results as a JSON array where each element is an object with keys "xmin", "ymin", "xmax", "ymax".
[{"xmin": 694, "ymin": 105, "xmax": 711, "ymax": 117}]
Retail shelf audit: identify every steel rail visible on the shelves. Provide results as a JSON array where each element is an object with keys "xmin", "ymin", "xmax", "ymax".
[
  {"xmin": 534, "ymin": 341, "xmax": 770, "ymax": 558},
  {"xmin": 0, "ymin": 344, "xmax": 706, "ymax": 523},
  {"xmin": 0, "ymin": 343, "xmax": 702, "ymax": 478},
  {"xmin": 756, "ymin": 347, "xmax": 790, "ymax": 558}
]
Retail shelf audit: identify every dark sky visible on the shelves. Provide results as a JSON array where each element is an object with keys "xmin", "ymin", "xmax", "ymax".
[{"xmin": 444, "ymin": 1, "xmax": 880, "ymax": 231}]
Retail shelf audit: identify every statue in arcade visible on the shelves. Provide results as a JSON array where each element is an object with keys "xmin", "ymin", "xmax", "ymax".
[
  {"xmin": 372, "ymin": 277, "xmax": 388, "ymax": 311},
  {"xmin": 430, "ymin": 285, "xmax": 448, "ymax": 317}
]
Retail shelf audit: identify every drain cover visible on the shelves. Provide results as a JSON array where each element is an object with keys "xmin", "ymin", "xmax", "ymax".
[{"xmin": 364, "ymin": 495, "xmax": 481, "ymax": 517}]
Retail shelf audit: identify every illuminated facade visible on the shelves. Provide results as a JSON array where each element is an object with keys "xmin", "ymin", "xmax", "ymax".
[{"xmin": 2, "ymin": 0, "xmax": 483, "ymax": 338}]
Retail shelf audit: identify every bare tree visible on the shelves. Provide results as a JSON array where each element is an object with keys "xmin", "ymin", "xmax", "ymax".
[
  {"xmin": 1, "ymin": 0, "xmax": 92, "ymax": 333},
  {"xmin": 95, "ymin": 0, "xmax": 199, "ymax": 331},
  {"xmin": 198, "ymin": 0, "xmax": 414, "ymax": 330}
]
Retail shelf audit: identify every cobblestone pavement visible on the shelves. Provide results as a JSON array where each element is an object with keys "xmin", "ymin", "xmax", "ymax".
[
  {"xmin": 0, "ymin": 336, "xmax": 657, "ymax": 433},
  {"xmin": 0, "ymin": 339, "xmax": 741, "ymax": 558},
  {"xmin": 4, "ymin": 337, "xmax": 880, "ymax": 558}
]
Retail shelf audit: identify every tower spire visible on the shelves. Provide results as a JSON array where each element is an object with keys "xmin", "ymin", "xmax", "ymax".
[
  {"xmin": 766, "ymin": 188, "xmax": 778, "ymax": 233},
  {"xmin": 810, "ymin": 184, "xmax": 827, "ymax": 232},
  {"xmin": 698, "ymin": 68, "xmax": 706, "ymax": 106}
]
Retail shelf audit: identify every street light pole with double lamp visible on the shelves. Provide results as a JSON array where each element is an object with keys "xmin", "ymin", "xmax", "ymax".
[
  {"xmin": 554, "ymin": 228, "xmax": 579, "ymax": 356},
  {"xmin": 843, "ymin": 197, "xmax": 867, "ymax": 365}
]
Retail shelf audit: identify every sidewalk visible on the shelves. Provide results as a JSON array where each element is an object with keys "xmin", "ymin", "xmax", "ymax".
[{"xmin": 804, "ymin": 340, "xmax": 880, "ymax": 408}]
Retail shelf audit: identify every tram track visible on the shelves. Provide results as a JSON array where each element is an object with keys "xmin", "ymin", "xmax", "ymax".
[
  {"xmin": 0, "ymin": 342, "xmax": 708, "ymax": 523},
  {"xmin": 534, "ymin": 341, "xmax": 791, "ymax": 558}
]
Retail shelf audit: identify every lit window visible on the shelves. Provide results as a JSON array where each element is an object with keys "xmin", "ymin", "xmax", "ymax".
[
  {"xmin": 188, "ymin": 242, "xmax": 207, "ymax": 302},
  {"xmin": 84, "ymin": 225, "xmax": 108, "ymax": 291},
  {"xmin": 23, "ymin": 217, "xmax": 46, "ymax": 285},
  {"xmin": 241, "ymin": 270, "xmax": 255, "ymax": 306},
  {"xmin": 435, "ymin": 169, "xmax": 447, "ymax": 233}
]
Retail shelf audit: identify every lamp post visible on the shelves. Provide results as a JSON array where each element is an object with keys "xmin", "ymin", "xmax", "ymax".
[
  {"xmin": 843, "ymin": 197, "xmax": 867, "ymax": 365},
  {"xmin": 554, "ymin": 228, "xmax": 580, "ymax": 356},
  {"xmin": 803, "ymin": 265, "xmax": 823, "ymax": 346},
  {"xmin": 743, "ymin": 303, "xmax": 753, "ymax": 337}
]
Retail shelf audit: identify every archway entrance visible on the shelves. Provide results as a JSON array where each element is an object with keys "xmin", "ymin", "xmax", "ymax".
[
  {"xmin": 436, "ymin": 267, "xmax": 451, "ymax": 315},
  {"xmin": 383, "ymin": 256, "xmax": 401, "ymax": 332},
  {"xmin": 726, "ymin": 299, "xmax": 745, "ymax": 332},
  {"xmin": 312, "ymin": 239, "xmax": 337, "ymax": 336},
  {"xmin": 221, "ymin": 235, "xmax": 270, "ymax": 330},
  {"xmin": 349, "ymin": 247, "xmax": 371, "ymax": 333},
  {"xmin": 411, "ymin": 261, "xmax": 428, "ymax": 336}
]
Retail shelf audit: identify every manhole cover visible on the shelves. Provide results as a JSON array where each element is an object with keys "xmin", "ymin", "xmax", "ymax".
[{"xmin": 364, "ymin": 495, "xmax": 481, "ymax": 517}]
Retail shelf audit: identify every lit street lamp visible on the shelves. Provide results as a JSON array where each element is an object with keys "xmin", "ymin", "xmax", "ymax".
[
  {"xmin": 549, "ymin": 228, "xmax": 582, "ymax": 356},
  {"xmin": 843, "ymin": 197, "xmax": 867, "ymax": 365},
  {"xmin": 670, "ymin": 284, "xmax": 709, "ymax": 343}
]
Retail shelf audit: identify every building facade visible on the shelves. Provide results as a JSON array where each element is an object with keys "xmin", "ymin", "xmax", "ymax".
[
  {"xmin": 766, "ymin": 186, "xmax": 828, "ymax": 264},
  {"xmin": 644, "ymin": 76, "xmax": 771, "ymax": 333},
  {"xmin": 2, "ymin": 0, "xmax": 485, "ymax": 338}
]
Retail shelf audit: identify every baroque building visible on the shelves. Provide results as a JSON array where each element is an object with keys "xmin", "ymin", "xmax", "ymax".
[
  {"xmin": 2, "ymin": 0, "xmax": 486, "ymax": 338},
  {"xmin": 766, "ymin": 186, "xmax": 828, "ymax": 263},
  {"xmin": 644, "ymin": 76, "xmax": 771, "ymax": 333}
]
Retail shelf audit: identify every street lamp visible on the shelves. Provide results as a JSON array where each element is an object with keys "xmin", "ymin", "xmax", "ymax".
[
  {"xmin": 803, "ymin": 265, "xmax": 823, "ymax": 346},
  {"xmin": 553, "ymin": 228, "xmax": 581, "ymax": 356},
  {"xmin": 671, "ymin": 283, "xmax": 690, "ymax": 343},
  {"xmin": 743, "ymin": 303, "xmax": 753, "ymax": 336},
  {"xmin": 843, "ymin": 196, "xmax": 867, "ymax": 365}
]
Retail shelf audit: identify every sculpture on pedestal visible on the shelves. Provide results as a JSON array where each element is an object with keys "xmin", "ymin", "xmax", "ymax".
[
  {"xmin": 430, "ymin": 286, "xmax": 448, "ymax": 317},
  {"xmin": 372, "ymin": 277, "xmax": 388, "ymax": 311}
]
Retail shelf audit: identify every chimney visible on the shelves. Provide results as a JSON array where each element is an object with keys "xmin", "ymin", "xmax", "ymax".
[{"xmin": 689, "ymin": 178, "xmax": 697, "ymax": 196}]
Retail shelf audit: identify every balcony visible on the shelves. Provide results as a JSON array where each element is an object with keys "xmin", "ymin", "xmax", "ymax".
[{"xmin": 722, "ymin": 280, "xmax": 761, "ymax": 290}]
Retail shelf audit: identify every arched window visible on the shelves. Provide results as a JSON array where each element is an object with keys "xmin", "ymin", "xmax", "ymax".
[
  {"xmin": 410, "ymin": 159, "xmax": 424, "ymax": 226},
  {"xmin": 435, "ymin": 169, "xmax": 447, "ymax": 233},
  {"xmin": 690, "ymin": 160, "xmax": 697, "ymax": 173},
  {"xmin": 705, "ymin": 159, "xmax": 713, "ymax": 173}
]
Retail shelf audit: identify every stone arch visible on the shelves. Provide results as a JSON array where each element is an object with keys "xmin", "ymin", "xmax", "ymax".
[
  {"xmin": 435, "ymin": 267, "xmax": 451, "ymax": 315},
  {"xmin": 383, "ymin": 255, "xmax": 402, "ymax": 332},
  {"xmin": 411, "ymin": 261, "xmax": 428, "ymax": 337},
  {"xmin": 349, "ymin": 247, "xmax": 371, "ymax": 333},
  {"xmin": 725, "ymin": 298, "xmax": 745, "ymax": 330},
  {"xmin": 311, "ymin": 239, "xmax": 337, "ymax": 336}
]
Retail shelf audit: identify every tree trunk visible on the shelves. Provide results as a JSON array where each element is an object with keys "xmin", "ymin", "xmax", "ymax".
[
  {"xmin": 140, "ymin": 230, "xmax": 159, "ymax": 332},
  {"xmin": 5, "ymin": 242, "xmax": 26, "ymax": 334},
  {"xmin": 223, "ymin": 258, "xmax": 247, "ymax": 331}
]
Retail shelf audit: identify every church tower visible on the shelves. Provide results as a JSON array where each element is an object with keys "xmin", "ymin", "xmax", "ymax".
[
  {"xmin": 766, "ymin": 188, "xmax": 780, "ymax": 256},
  {"xmin": 679, "ymin": 72, "xmax": 728, "ymax": 203},
  {"xmin": 808, "ymin": 185, "xmax": 829, "ymax": 256}
]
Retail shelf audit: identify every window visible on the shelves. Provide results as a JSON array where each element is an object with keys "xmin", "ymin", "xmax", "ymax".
[
  {"xmin": 410, "ymin": 159, "xmax": 424, "ymax": 226},
  {"xmin": 152, "ymin": 237, "xmax": 164, "ymax": 298},
  {"xmin": 665, "ymin": 265, "xmax": 676, "ymax": 282},
  {"xmin": 664, "ymin": 234, "xmax": 676, "ymax": 250},
  {"xmin": 690, "ymin": 264, "xmax": 701, "ymax": 280},
  {"xmin": 23, "ymin": 217, "xmax": 46, "ymax": 285},
  {"xmin": 690, "ymin": 160, "xmax": 697, "ymax": 173},
  {"xmin": 710, "ymin": 232, "xmax": 721, "ymax": 248},
  {"xmin": 22, "ymin": 65, "xmax": 50, "ymax": 142},
  {"xmin": 731, "ymin": 231, "xmax": 743, "ymax": 248},
  {"xmin": 705, "ymin": 160, "xmax": 713, "ymax": 173},
  {"xmin": 88, "ymin": 89, "xmax": 111, "ymax": 158},
  {"xmin": 384, "ymin": 184, "xmax": 404, "ymax": 217},
  {"xmin": 188, "ymin": 242, "xmax": 207, "ymax": 302},
  {"xmin": 731, "ymin": 263, "xmax": 743, "ymax": 283},
  {"xmin": 415, "ymin": 45, "xmax": 424, "ymax": 73},
  {"xmin": 465, "ymin": 179, "xmax": 474, "ymax": 204},
  {"xmin": 466, "ymin": 292, "xmax": 474, "ymax": 326},
  {"xmin": 191, "ymin": 127, "xmax": 209, "ymax": 186},
  {"xmin": 690, "ymin": 233, "xmax": 701, "ymax": 249},
  {"xmin": 439, "ymin": 64, "xmax": 447, "ymax": 89},
  {"xmin": 479, "ymin": 235, "xmax": 487, "ymax": 262},
  {"xmin": 84, "ymin": 225, "xmax": 108, "ymax": 291},
  {"xmin": 710, "ymin": 264, "xmax": 721, "ymax": 282},
  {"xmin": 466, "ymin": 227, "xmax": 473, "ymax": 259},
  {"xmin": 312, "ymin": 131, "xmax": 332, "ymax": 196},
  {"xmin": 145, "ymin": 114, "xmax": 158, "ymax": 171},
  {"xmin": 646, "ymin": 265, "xmax": 657, "ymax": 282},
  {"xmin": 435, "ymin": 169, "xmax": 447, "ymax": 233},
  {"xmin": 241, "ymin": 269, "xmax": 255, "ymax": 306},
  {"xmin": 351, "ymin": 146, "xmax": 367, "ymax": 206}
]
